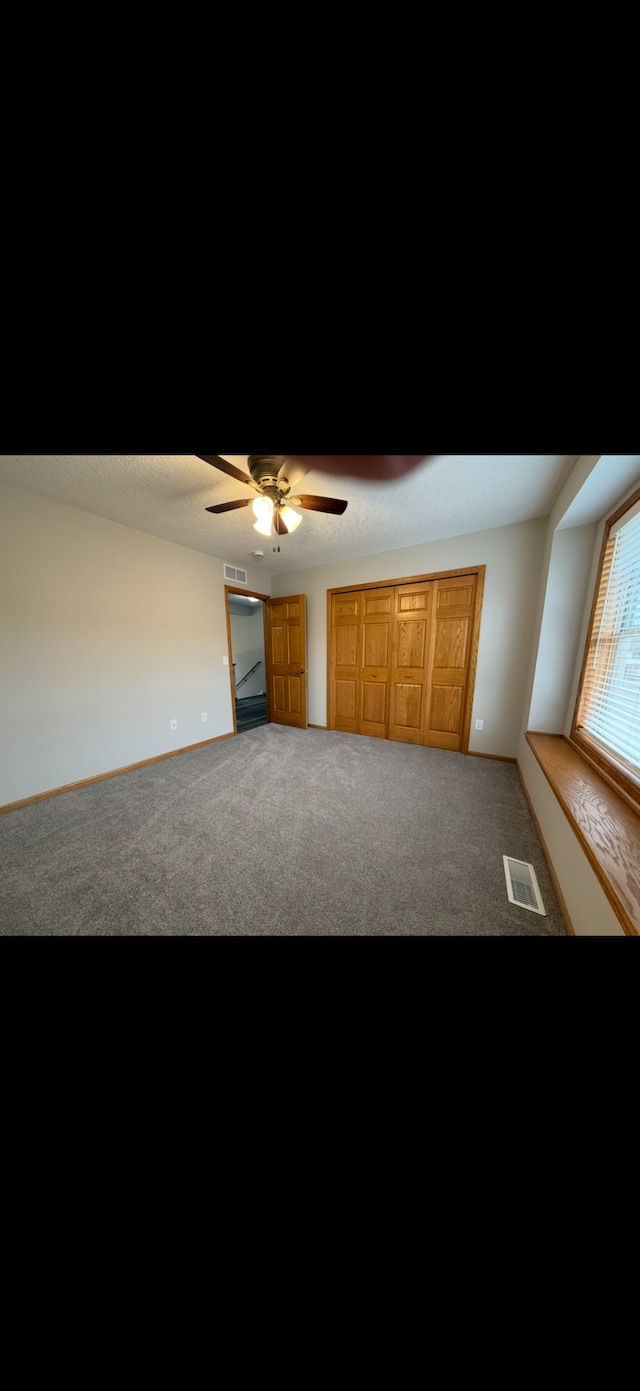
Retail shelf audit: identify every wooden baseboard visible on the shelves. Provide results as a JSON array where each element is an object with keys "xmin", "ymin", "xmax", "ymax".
[
  {"xmin": 516, "ymin": 759, "xmax": 575, "ymax": 935},
  {"xmin": 0, "ymin": 732, "xmax": 236, "ymax": 815},
  {"xmin": 308, "ymin": 724, "xmax": 328, "ymax": 730},
  {"xmin": 466, "ymin": 750, "xmax": 517, "ymax": 763}
]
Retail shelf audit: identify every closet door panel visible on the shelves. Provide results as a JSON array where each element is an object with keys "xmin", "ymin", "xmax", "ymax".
[
  {"xmin": 360, "ymin": 589, "xmax": 393, "ymax": 738},
  {"xmin": 332, "ymin": 591, "xmax": 362, "ymax": 734},
  {"xmin": 389, "ymin": 582, "xmax": 432, "ymax": 745},
  {"xmin": 424, "ymin": 576, "xmax": 476, "ymax": 751}
]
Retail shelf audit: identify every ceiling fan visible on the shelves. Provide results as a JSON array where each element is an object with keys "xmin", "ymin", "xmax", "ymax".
[{"xmin": 196, "ymin": 455, "xmax": 348, "ymax": 537}]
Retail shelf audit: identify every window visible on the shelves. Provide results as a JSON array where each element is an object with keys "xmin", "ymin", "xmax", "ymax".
[{"xmin": 571, "ymin": 483, "xmax": 640, "ymax": 806}]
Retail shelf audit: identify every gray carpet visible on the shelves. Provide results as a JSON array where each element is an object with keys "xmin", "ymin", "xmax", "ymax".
[{"xmin": 0, "ymin": 725, "xmax": 567, "ymax": 936}]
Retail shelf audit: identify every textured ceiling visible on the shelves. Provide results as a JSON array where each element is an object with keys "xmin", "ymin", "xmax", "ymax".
[{"xmin": 0, "ymin": 454, "xmax": 579, "ymax": 576}]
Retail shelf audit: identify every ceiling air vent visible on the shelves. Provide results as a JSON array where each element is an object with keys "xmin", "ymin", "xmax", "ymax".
[
  {"xmin": 503, "ymin": 856, "xmax": 546, "ymax": 914},
  {"xmin": 223, "ymin": 564, "xmax": 248, "ymax": 585}
]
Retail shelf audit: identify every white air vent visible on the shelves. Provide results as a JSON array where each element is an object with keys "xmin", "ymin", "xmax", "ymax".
[
  {"xmin": 223, "ymin": 564, "xmax": 248, "ymax": 585},
  {"xmin": 503, "ymin": 856, "xmax": 546, "ymax": 914}
]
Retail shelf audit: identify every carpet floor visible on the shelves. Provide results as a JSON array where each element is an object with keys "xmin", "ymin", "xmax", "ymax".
[{"xmin": 0, "ymin": 725, "xmax": 568, "ymax": 936}]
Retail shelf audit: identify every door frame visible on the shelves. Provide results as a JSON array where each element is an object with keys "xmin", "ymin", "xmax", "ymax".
[
  {"xmin": 225, "ymin": 585, "xmax": 271, "ymax": 736},
  {"xmin": 326, "ymin": 565, "xmax": 486, "ymax": 753}
]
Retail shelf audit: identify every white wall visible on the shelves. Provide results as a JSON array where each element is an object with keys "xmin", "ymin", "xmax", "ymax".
[
  {"xmin": 0, "ymin": 482, "xmax": 267, "ymax": 804},
  {"xmin": 272, "ymin": 518, "xmax": 547, "ymax": 756},
  {"xmin": 527, "ymin": 523, "xmax": 598, "ymax": 733},
  {"xmin": 517, "ymin": 456, "xmax": 605, "ymax": 748},
  {"xmin": 229, "ymin": 608, "xmax": 266, "ymax": 698}
]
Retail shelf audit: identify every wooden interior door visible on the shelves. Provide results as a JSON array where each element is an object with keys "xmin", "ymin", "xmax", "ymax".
[
  {"xmin": 424, "ymin": 575, "xmax": 477, "ymax": 751},
  {"xmin": 360, "ymin": 588, "xmax": 393, "ymax": 738},
  {"xmin": 332, "ymin": 591, "xmax": 362, "ymax": 734},
  {"xmin": 389, "ymin": 581, "xmax": 433, "ymax": 744},
  {"xmin": 266, "ymin": 595, "xmax": 308, "ymax": 728}
]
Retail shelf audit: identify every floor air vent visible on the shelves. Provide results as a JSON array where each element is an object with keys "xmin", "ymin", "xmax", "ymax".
[{"xmin": 503, "ymin": 856, "xmax": 546, "ymax": 915}]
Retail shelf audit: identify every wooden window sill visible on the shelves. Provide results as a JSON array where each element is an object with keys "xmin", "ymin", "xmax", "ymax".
[{"xmin": 525, "ymin": 732, "xmax": 640, "ymax": 936}]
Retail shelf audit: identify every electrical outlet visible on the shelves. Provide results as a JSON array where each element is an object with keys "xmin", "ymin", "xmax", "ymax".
[
  {"xmin": 201, "ymin": 713, "xmax": 208, "ymax": 722},
  {"xmin": 223, "ymin": 655, "xmax": 228, "ymax": 666},
  {"xmin": 170, "ymin": 719, "xmax": 178, "ymax": 730},
  {"xmin": 475, "ymin": 719, "xmax": 484, "ymax": 730}
]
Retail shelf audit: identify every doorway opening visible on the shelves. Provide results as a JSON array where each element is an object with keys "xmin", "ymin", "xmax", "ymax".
[{"xmin": 225, "ymin": 586, "xmax": 270, "ymax": 735}]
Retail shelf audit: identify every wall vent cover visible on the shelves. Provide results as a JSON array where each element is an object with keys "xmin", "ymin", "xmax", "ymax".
[
  {"xmin": 224, "ymin": 564, "xmax": 248, "ymax": 585},
  {"xmin": 503, "ymin": 856, "xmax": 546, "ymax": 914}
]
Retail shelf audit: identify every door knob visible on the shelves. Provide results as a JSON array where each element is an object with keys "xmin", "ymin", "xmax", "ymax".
[{"xmin": 298, "ymin": 669, "xmax": 306, "ymax": 675}]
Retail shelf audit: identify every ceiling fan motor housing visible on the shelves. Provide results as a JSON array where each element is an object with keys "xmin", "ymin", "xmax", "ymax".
[
  {"xmin": 248, "ymin": 455, "xmax": 289, "ymax": 498},
  {"xmin": 196, "ymin": 455, "xmax": 347, "ymax": 528}
]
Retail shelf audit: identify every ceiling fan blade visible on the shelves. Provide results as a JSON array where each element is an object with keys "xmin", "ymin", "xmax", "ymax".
[
  {"xmin": 196, "ymin": 454, "xmax": 257, "ymax": 487},
  {"xmin": 293, "ymin": 495, "xmax": 348, "ymax": 515},
  {"xmin": 277, "ymin": 458, "xmax": 311, "ymax": 491},
  {"xmin": 274, "ymin": 510, "xmax": 289, "ymax": 536},
  {"xmin": 205, "ymin": 498, "xmax": 253, "ymax": 514}
]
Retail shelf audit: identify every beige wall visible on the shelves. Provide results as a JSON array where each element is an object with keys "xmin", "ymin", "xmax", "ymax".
[
  {"xmin": 272, "ymin": 518, "xmax": 547, "ymax": 757},
  {"xmin": 0, "ymin": 482, "xmax": 267, "ymax": 804}
]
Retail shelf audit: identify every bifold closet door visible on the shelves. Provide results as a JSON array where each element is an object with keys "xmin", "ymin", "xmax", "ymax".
[
  {"xmin": 360, "ymin": 589, "xmax": 393, "ymax": 738},
  {"xmin": 331, "ymin": 589, "xmax": 393, "ymax": 737},
  {"xmin": 330, "ymin": 573, "xmax": 479, "ymax": 749},
  {"xmin": 332, "ymin": 591, "xmax": 362, "ymax": 734},
  {"xmin": 423, "ymin": 574, "xmax": 477, "ymax": 751},
  {"xmin": 389, "ymin": 581, "xmax": 433, "ymax": 744}
]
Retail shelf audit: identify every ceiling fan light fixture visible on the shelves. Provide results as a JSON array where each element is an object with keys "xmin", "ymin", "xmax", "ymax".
[
  {"xmin": 279, "ymin": 505, "xmax": 302, "ymax": 533},
  {"xmin": 278, "ymin": 506, "xmax": 301, "ymax": 531},
  {"xmin": 197, "ymin": 457, "xmax": 347, "ymax": 537},
  {"xmin": 252, "ymin": 496, "xmax": 274, "ymax": 536},
  {"xmin": 252, "ymin": 496, "xmax": 273, "ymax": 522}
]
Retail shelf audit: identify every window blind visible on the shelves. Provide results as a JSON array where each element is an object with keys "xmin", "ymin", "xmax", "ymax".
[{"xmin": 576, "ymin": 506, "xmax": 640, "ymax": 772}]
